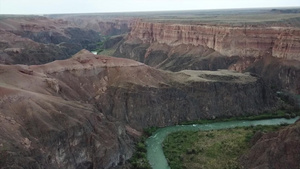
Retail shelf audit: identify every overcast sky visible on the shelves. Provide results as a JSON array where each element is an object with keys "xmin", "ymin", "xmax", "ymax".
[{"xmin": 0, "ymin": 0, "xmax": 299, "ymax": 14}]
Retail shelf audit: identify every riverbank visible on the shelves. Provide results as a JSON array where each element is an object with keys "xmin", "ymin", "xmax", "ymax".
[
  {"xmin": 146, "ymin": 117, "xmax": 299, "ymax": 169},
  {"xmin": 163, "ymin": 125, "xmax": 284, "ymax": 169},
  {"xmin": 128, "ymin": 107, "xmax": 300, "ymax": 169},
  {"xmin": 179, "ymin": 108, "xmax": 300, "ymax": 125}
]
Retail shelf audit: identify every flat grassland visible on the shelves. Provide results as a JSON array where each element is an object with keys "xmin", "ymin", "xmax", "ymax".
[
  {"xmin": 44, "ymin": 8, "xmax": 300, "ymax": 27},
  {"xmin": 141, "ymin": 9, "xmax": 300, "ymax": 26}
]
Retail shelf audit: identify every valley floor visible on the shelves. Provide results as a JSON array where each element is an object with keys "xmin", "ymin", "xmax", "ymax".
[{"xmin": 163, "ymin": 125, "xmax": 280, "ymax": 169}]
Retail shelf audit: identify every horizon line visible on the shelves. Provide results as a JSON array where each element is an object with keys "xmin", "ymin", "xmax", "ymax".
[{"xmin": 1, "ymin": 6, "xmax": 300, "ymax": 16}]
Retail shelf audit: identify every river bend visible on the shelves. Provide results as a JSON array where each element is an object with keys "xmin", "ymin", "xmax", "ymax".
[{"xmin": 146, "ymin": 117, "xmax": 300, "ymax": 169}]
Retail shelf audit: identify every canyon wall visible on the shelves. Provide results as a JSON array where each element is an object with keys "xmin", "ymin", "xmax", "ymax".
[
  {"xmin": 0, "ymin": 29, "xmax": 72, "ymax": 64},
  {"xmin": 0, "ymin": 16, "xmax": 101, "ymax": 64},
  {"xmin": 0, "ymin": 50, "xmax": 278, "ymax": 168},
  {"xmin": 245, "ymin": 56, "xmax": 300, "ymax": 95},
  {"xmin": 1, "ymin": 13, "xmax": 299, "ymax": 169},
  {"xmin": 115, "ymin": 21, "xmax": 300, "ymax": 94},
  {"xmin": 35, "ymin": 50, "xmax": 277, "ymax": 129},
  {"xmin": 128, "ymin": 21, "xmax": 300, "ymax": 60},
  {"xmin": 0, "ymin": 16, "xmax": 132, "ymax": 65}
]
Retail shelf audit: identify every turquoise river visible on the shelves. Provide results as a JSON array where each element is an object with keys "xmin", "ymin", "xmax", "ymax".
[{"xmin": 146, "ymin": 117, "xmax": 300, "ymax": 169}]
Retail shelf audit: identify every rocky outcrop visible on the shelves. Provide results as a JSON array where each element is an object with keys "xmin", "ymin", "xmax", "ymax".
[
  {"xmin": 11, "ymin": 27, "xmax": 101, "ymax": 51},
  {"xmin": 116, "ymin": 22, "xmax": 300, "ymax": 67},
  {"xmin": 0, "ymin": 51, "xmax": 141, "ymax": 168},
  {"xmin": 0, "ymin": 16, "xmax": 102, "ymax": 65},
  {"xmin": 0, "ymin": 50, "xmax": 277, "ymax": 168},
  {"xmin": 36, "ymin": 50, "xmax": 277, "ymax": 129},
  {"xmin": 0, "ymin": 95, "xmax": 133, "ymax": 169},
  {"xmin": 245, "ymin": 56, "xmax": 300, "ymax": 94},
  {"xmin": 240, "ymin": 119, "xmax": 300, "ymax": 169},
  {"xmin": 98, "ymin": 77, "xmax": 275, "ymax": 129},
  {"xmin": 115, "ymin": 42, "xmax": 300, "ymax": 94},
  {"xmin": 127, "ymin": 21, "xmax": 300, "ymax": 60},
  {"xmin": 0, "ymin": 29, "xmax": 71, "ymax": 64},
  {"xmin": 114, "ymin": 41, "xmax": 239, "ymax": 71},
  {"xmin": 114, "ymin": 20, "xmax": 300, "ymax": 94}
]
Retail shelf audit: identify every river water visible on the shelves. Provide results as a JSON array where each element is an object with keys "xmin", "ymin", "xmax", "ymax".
[{"xmin": 146, "ymin": 117, "xmax": 300, "ymax": 169}]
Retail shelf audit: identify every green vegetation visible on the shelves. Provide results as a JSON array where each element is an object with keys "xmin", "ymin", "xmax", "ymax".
[
  {"xmin": 94, "ymin": 36, "xmax": 109, "ymax": 54},
  {"xmin": 97, "ymin": 48, "xmax": 116, "ymax": 56},
  {"xmin": 93, "ymin": 35, "xmax": 120, "ymax": 55},
  {"xmin": 179, "ymin": 91, "xmax": 300, "ymax": 127},
  {"xmin": 129, "ymin": 139, "xmax": 151, "ymax": 169},
  {"xmin": 143, "ymin": 126, "xmax": 159, "ymax": 136},
  {"xmin": 180, "ymin": 108, "xmax": 300, "ymax": 125},
  {"xmin": 163, "ymin": 125, "xmax": 282, "ymax": 169},
  {"xmin": 128, "ymin": 93, "xmax": 300, "ymax": 169},
  {"xmin": 129, "ymin": 127, "xmax": 159, "ymax": 169}
]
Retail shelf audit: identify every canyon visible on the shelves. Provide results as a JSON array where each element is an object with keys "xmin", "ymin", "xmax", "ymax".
[
  {"xmin": 0, "ymin": 50, "xmax": 278, "ymax": 168},
  {"xmin": 126, "ymin": 21, "xmax": 300, "ymax": 60},
  {"xmin": 0, "ymin": 15, "xmax": 132, "ymax": 65},
  {"xmin": 0, "ymin": 8, "xmax": 300, "ymax": 169},
  {"xmin": 114, "ymin": 11, "xmax": 300, "ymax": 94}
]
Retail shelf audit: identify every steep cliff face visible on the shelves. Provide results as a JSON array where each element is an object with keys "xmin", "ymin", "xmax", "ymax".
[
  {"xmin": 115, "ymin": 21, "xmax": 300, "ymax": 94},
  {"xmin": 240, "ymin": 119, "xmax": 300, "ymax": 169},
  {"xmin": 245, "ymin": 56, "xmax": 300, "ymax": 94},
  {"xmin": 34, "ymin": 50, "xmax": 277, "ymax": 129},
  {"xmin": 0, "ymin": 50, "xmax": 277, "ymax": 168},
  {"xmin": 0, "ymin": 56, "xmax": 136, "ymax": 168},
  {"xmin": 98, "ymin": 77, "xmax": 275, "ymax": 129},
  {"xmin": 114, "ymin": 41, "xmax": 239, "ymax": 71},
  {"xmin": 128, "ymin": 21, "xmax": 300, "ymax": 60},
  {"xmin": 97, "ymin": 69, "xmax": 278, "ymax": 129},
  {"xmin": 0, "ymin": 93, "xmax": 132, "ymax": 169}
]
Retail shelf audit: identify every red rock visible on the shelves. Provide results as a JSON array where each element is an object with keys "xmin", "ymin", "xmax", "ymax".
[
  {"xmin": 128, "ymin": 21, "xmax": 300, "ymax": 61},
  {"xmin": 240, "ymin": 120, "xmax": 300, "ymax": 169}
]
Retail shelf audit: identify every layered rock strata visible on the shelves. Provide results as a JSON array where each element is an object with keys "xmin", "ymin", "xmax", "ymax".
[
  {"xmin": 114, "ymin": 21, "xmax": 300, "ymax": 94},
  {"xmin": 127, "ymin": 21, "xmax": 300, "ymax": 60},
  {"xmin": 0, "ymin": 50, "xmax": 277, "ymax": 168}
]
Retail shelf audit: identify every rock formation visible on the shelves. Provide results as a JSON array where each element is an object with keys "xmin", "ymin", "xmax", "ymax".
[
  {"xmin": 245, "ymin": 56, "xmax": 300, "ymax": 95},
  {"xmin": 1, "ymin": 11, "xmax": 299, "ymax": 169},
  {"xmin": 240, "ymin": 119, "xmax": 300, "ymax": 169},
  {"xmin": 0, "ymin": 16, "xmax": 103, "ymax": 65},
  {"xmin": 127, "ymin": 21, "xmax": 300, "ymax": 60},
  {"xmin": 0, "ymin": 29, "xmax": 71, "ymax": 64},
  {"xmin": 0, "ymin": 50, "xmax": 277, "ymax": 168},
  {"xmin": 114, "ymin": 20, "xmax": 300, "ymax": 94}
]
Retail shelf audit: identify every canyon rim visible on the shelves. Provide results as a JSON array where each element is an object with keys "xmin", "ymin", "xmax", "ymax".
[{"xmin": 0, "ymin": 8, "xmax": 300, "ymax": 169}]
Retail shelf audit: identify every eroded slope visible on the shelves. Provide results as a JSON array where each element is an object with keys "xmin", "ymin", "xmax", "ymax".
[
  {"xmin": 0, "ymin": 50, "xmax": 277, "ymax": 168},
  {"xmin": 240, "ymin": 119, "xmax": 300, "ymax": 169},
  {"xmin": 114, "ymin": 16, "xmax": 300, "ymax": 94}
]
